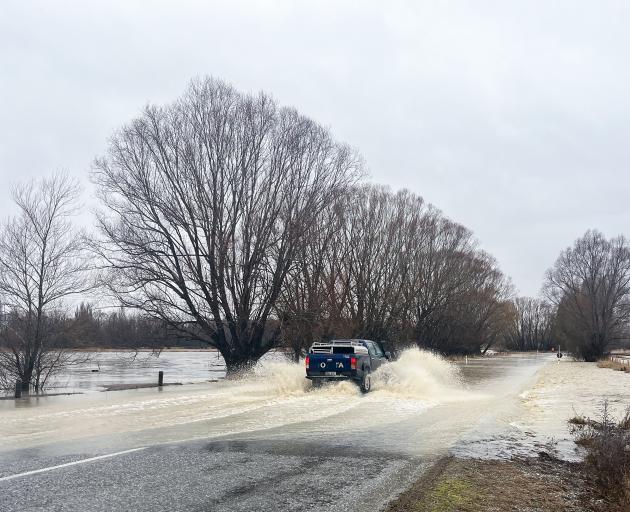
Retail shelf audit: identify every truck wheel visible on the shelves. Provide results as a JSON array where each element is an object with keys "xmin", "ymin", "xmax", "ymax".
[
  {"xmin": 360, "ymin": 370, "xmax": 371, "ymax": 393},
  {"xmin": 312, "ymin": 379, "xmax": 323, "ymax": 389}
]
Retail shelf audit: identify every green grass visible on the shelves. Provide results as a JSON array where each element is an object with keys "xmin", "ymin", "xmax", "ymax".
[{"xmin": 416, "ymin": 477, "xmax": 476, "ymax": 512}]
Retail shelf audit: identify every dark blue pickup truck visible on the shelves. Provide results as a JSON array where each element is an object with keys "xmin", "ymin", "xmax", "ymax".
[{"xmin": 305, "ymin": 339, "xmax": 391, "ymax": 393}]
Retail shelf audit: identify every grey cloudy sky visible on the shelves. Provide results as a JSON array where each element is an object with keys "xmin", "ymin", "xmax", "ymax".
[{"xmin": 1, "ymin": 0, "xmax": 629, "ymax": 296}]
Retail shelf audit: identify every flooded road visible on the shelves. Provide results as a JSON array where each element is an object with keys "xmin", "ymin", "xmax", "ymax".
[{"xmin": 1, "ymin": 351, "xmax": 628, "ymax": 511}]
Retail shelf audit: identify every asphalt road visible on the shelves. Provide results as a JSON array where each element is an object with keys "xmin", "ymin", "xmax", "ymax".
[
  {"xmin": 1, "ymin": 439, "xmax": 432, "ymax": 512},
  {"xmin": 0, "ymin": 353, "xmax": 552, "ymax": 512}
]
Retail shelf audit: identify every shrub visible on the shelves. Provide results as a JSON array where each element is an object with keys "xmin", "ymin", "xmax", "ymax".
[{"xmin": 570, "ymin": 401, "xmax": 630, "ymax": 506}]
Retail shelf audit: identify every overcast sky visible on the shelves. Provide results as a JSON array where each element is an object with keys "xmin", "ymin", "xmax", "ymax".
[{"xmin": 1, "ymin": 0, "xmax": 629, "ymax": 296}]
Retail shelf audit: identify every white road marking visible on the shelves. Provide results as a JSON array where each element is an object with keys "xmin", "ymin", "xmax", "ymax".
[{"xmin": 0, "ymin": 447, "xmax": 146, "ymax": 482}]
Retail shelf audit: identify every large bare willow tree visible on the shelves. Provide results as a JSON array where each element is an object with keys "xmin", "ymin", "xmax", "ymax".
[
  {"xmin": 92, "ymin": 77, "xmax": 360, "ymax": 372},
  {"xmin": 545, "ymin": 230, "xmax": 630, "ymax": 360},
  {"xmin": 0, "ymin": 174, "xmax": 87, "ymax": 391}
]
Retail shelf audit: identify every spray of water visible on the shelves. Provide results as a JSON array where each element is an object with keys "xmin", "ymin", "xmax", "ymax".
[
  {"xmin": 242, "ymin": 347, "xmax": 463, "ymax": 401},
  {"xmin": 372, "ymin": 348, "xmax": 463, "ymax": 399},
  {"xmin": 249, "ymin": 359, "xmax": 311, "ymax": 396}
]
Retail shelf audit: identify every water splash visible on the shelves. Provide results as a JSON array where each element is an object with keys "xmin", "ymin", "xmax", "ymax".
[
  {"xmin": 372, "ymin": 348, "xmax": 463, "ymax": 399},
  {"xmin": 243, "ymin": 347, "xmax": 463, "ymax": 401},
  {"xmin": 249, "ymin": 359, "xmax": 311, "ymax": 396}
]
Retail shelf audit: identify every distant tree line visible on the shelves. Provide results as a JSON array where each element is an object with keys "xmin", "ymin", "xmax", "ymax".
[
  {"xmin": 503, "ymin": 297, "xmax": 555, "ymax": 352},
  {"xmin": 68, "ymin": 303, "xmax": 174, "ymax": 349}
]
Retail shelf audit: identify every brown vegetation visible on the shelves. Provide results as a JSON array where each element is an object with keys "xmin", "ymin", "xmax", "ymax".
[
  {"xmin": 386, "ymin": 456, "xmax": 597, "ymax": 512},
  {"xmin": 570, "ymin": 402, "xmax": 630, "ymax": 507},
  {"xmin": 596, "ymin": 358, "xmax": 630, "ymax": 373}
]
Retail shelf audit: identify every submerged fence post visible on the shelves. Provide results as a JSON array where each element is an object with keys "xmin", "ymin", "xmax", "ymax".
[
  {"xmin": 14, "ymin": 380, "xmax": 22, "ymax": 399},
  {"xmin": 158, "ymin": 371, "xmax": 164, "ymax": 387}
]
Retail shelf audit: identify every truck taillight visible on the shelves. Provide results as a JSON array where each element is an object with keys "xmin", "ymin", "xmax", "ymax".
[
  {"xmin": 350, "ymin": 356, "xmax": 357, "ymax": 370},
  {"xmin": 305, "ymin": 356, "xmax": 310, "ymax": 368}
]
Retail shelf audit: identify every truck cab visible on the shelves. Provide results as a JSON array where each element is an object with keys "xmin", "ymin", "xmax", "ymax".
[{"xmin": 305, "ymin": 339, "xmax": 390, "ymax": 393}]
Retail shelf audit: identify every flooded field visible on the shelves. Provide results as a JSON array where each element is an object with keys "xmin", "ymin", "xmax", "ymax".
[{"xmin": 23, "ymin": 350, "xmax": 229, "ymax": 395}]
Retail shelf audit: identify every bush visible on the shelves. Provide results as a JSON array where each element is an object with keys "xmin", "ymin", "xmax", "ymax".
[{"xmin": 570, "ymin": 401, "xmax": 630, "ymax": 506}]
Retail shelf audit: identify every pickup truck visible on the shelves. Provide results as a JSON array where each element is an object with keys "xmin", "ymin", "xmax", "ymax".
[{"xmin": 305, "ymin": 339, "xmax": 391, "ymax": 393}]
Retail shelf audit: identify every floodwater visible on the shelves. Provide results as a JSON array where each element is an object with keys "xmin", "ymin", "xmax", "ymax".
[
  {"xmin": 19, "ymin": 350, "xmax": 230, "ymax": 395},
  {"xmin": 1, "ymin": 350, "xmax": 629, "ymax": 462}
]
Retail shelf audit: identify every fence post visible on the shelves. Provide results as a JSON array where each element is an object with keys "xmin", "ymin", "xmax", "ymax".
[
  {"xmin": 14, "ymin": 380, "xmax": 22, "ymax": 399},
  {"xmin": 158, "ymin": 371, "xmax": 164, "ymax": 387}
]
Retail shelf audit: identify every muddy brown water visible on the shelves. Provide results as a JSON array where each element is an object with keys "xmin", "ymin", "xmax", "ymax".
[{"xmin": 2, "ymin": 350, "xmax": 627, "ymax": 462}]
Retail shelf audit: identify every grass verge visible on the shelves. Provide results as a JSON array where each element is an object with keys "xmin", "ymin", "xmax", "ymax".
[{"xmin": 385, "ymin": 455, "xmax": 605, "ymax": 512}]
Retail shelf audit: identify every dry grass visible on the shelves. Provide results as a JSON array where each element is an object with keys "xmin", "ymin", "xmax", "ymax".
[
  {"xmin": 386, "ymin": 456, "xmax": 597, "ymax": 512},
  {"xmin": 597, "ymin": 358, "xmax": 630, "ymax": 373},
  {"xmin": 568, "ymin": 415, "xmax": 595, "ymax": 428}
]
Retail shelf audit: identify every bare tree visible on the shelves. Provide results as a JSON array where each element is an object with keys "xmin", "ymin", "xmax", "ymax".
[
  {"xmin": 92, "ymin": 77, "xmax": 360, "ymax": 373},
  {"xmin": 545, "ymin": 230, "xmax": 630, "ymax": 360},
  {"xmin": 0, "ymin": 174, "xmax": 88, "ymax": 391}
]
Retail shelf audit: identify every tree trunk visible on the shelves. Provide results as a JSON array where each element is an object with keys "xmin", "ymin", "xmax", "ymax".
[
  {"xmin": 222, "ymin": 352, "xmax": 259, "ymax": 377},
  {"xmin": 21, "ymin": 367, "xmax": 33, "ymax": 392}
]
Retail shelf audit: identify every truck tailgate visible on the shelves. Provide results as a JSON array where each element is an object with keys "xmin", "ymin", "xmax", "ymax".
[{"xmin": 308, "ymin": 353, "xmax": 352, "ymax": 374}]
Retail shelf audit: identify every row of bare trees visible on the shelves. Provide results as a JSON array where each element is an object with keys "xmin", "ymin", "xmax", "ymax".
[
  {"xmin": 8, "ymin": 76, "xmax": 624, "ymax": 388},
  {"xmin": 88, "ymin": 77, "xmax": 515, "ymax": 371},
  {"xmin": 277, "ymin": 185, "xmax": 514, "ymax": 360},
  {"xmin": 503, "ymin": 297, "xmax": 555, "ymax": 351}
]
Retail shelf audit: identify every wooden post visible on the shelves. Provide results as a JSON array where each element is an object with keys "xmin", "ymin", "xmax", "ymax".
[
  {"xmin": 158, "ymin": 371, "xmax": 164, "ymax": 387},
  {"xmin": 14, "ymin": 380, "xmax": 22, "ymax": 399}
]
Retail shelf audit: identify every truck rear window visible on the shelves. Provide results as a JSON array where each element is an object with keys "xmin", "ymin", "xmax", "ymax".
[{"xmin": 332, "ymin": 346, "xmax": 354, "ymax": 354}]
